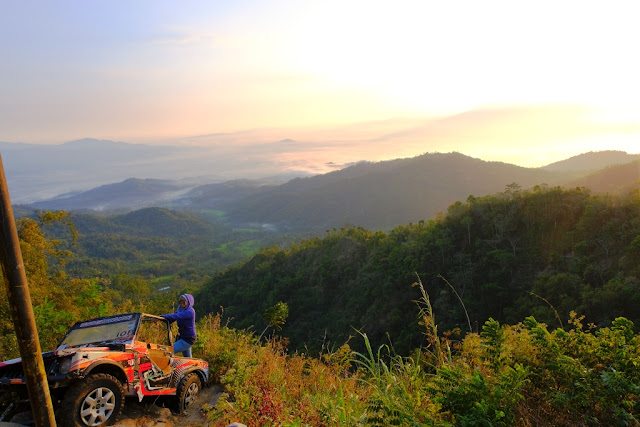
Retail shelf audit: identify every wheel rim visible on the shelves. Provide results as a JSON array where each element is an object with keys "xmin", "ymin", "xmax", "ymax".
[
  {"xmin": 183, "ymin": 382, "xmax": 199, "ymax": 409},
  {"xmin": 79, "ymin": 387, "xmax": 116, "ymax": 426}
]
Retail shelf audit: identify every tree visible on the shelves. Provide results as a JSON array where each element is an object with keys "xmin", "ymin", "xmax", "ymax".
[{"xmin": 259, "ymin": 302, "xmax": 289, "ymax": 341}]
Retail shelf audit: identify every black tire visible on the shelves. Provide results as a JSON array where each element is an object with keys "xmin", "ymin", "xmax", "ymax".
[
  {"xmin": 0, "ymin": 390, "xmax": 27, "ymax": 422},
  {"xmin": 174, "ymin": 372, "xmax": 201, "ymax": 414},
  {"xmin": 58, "ymin": 373, "xmax": 125, "ymax": 427}
]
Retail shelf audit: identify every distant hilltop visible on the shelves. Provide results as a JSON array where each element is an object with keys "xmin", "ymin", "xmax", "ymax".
[{"xmin": 20, "ymin": 148, "xmax": 640, "ymax": 232}]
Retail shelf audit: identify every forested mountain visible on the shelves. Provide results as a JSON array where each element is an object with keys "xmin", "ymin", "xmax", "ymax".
[
  {"xmin": 541, "ymin": 150, "xmax": 640, "ymax": 172},
  {"xmin": 23, "ymin": 152, "xmax": 570, "ymax": 230},
  {"xmin": 216, "ymin": 152, "xmax": 570, "ymax": 231},
  {"xmin": 196, "ymin": 184, "xmax": 640, "ymax": 355},
  {"xmin": 26, "ymin": 176, "xmax": 299, "ymax": 213},
  {"xmin": 23, "ymin": 151, "xmax": 640, "ymax": 233},
  {"xmin": 569, "ymin": 159, "xmax": 640, "ymax": 193},
  {"xmin": 11, "ymin": 148, "xmax": 640, "ymax": 355},
  {"xmin": 28, "ymin": 178, "xmax": 196, "ymax": 213},
  {"xmin": 4, "ymin": 150, "xmax": 640, "ymax": 425}
]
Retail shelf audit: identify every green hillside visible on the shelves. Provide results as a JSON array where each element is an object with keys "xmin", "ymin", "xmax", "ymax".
[
  {"xmin": 41, "ymin": 207, "xmax": 295, "ymax": 289},
  {"xmin": 222, "ymin": 152, "xmax": 572, "ymax": 231},
  {"xmin": 197, "ymin": 184, "xmax": 640, "ymax": 354},
  {"xmin": 4, "ymin": 184, "xmax": 640, "ymax": 425}
]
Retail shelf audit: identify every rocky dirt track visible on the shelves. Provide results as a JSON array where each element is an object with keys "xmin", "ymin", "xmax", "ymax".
[{"xmin": 113, "ymin": 384, "xmax": 224, "ymax": 427}]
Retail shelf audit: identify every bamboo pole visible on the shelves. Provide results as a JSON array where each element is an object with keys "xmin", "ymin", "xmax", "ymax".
[{"xmin": 0, "ymin": 154, "xmax": 57, "ymax": 426}]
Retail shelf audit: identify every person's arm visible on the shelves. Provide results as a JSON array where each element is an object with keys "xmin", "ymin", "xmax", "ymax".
[
  {"xmin": 161, "ymin": 310, "xmax": 193, "ymax": 322},
  {"xmin": 160, "ymin": 313, "xmax": 176, "ymax": 322}
]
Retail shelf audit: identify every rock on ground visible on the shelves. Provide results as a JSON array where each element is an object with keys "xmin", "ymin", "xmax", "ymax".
[{"xmin": 113, "ymin": 384, "xmax": 225, "ymax": 427}]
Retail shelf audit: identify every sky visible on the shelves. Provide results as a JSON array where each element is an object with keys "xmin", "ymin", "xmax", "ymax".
[{"xmin": 1, "ymin": 0, "xmax": 639, "ymax": 170}]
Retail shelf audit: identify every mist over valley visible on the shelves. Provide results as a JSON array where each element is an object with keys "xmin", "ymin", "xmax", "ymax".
[{"xmin": 9, "ymin": 138, "xmax": 639, "ymax": 233}]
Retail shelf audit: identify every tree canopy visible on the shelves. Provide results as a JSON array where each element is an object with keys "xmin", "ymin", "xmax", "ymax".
[{"xmin": 196, "ymin": 185, "xmax": 640, "ymax": 354}]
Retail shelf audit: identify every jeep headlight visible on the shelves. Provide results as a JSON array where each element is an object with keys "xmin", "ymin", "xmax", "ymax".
[{"xmin": 59, "ymin": 358, "xmax": 72, "ymax": 375}]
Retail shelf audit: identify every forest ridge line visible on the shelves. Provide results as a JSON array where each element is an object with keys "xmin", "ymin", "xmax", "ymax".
[
  {"xmin": 19, "ymin": 149, "xmax": 640, "ymax": 233},
  {"xmin": 1, "ymin": 136, "xmax": 638, "ymax": 205}
]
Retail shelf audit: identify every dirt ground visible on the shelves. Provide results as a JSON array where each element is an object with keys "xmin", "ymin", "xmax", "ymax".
[
  {"xmin": 112, "ymin": 384, "xmax": 225, "ymax": 427},
  {"xmin": 0, "ymin": 385, "xmax": 226, "ymax": 427}
]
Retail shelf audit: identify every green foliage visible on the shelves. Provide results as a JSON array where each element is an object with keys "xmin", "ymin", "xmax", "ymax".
[
  {"xmin": 263, "ymin": 301, "xmax": 289, "ymax": 331},
  {"xmin": 517, "ymin": 314, "xmax": 640, "ymax": 424},
  {"xmin": 6, "ymin": 186, "xmax": 640, "ymax": 425},
  {"xmin": 0, "ymin": 212, "xmax": 164, "ymax": 358},
  {"xmin": 351, "ymin": 333, "xmax": 441, "ymax": 425},
  {"xmin": 195, "ymin": 313, "xmax": 369, "ymax": 426},
  {"xmin": 195, "ymin": 306, "xmax": 640, "ymax": 425},
  {"xmin": 13, "ymin": 185, "xmax": 640, "ymax": 361},
  {"xmin": 33, "ymin": 298, "xmax": 75, "ymax": 351},
  {"xmin": 413, "ymin": 275, "xmax": 444, "ymax": 369},
  {"xmin": 196, "ymin": 185, "xmax": 640, "ymax": 356},
  {"xmin": 1, "ymin": 213, "xmax": 77, "ymax": 356},
  {"xmin": 431, "ymin": 364, "xmax": 527, "ymax": 427},
  {"xmin": 480, "ymin": 318, "xmax": 504, "ymax": 369},
  {"xmin": 37, "ymin": 207, "xmax": 292, "ymax": 293},
  {"xmin": 259, "ymin": 301, "xmax": 289, "ymax": 341}
]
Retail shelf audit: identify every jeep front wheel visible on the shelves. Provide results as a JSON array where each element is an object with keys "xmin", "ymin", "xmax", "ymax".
[
  {"xmin": 174, "ymin": 372, "xmax": 201, "ymax": 413},
  {"xmin": 59, "ymin": 373, "xmax": 125, "ymax": 426}
]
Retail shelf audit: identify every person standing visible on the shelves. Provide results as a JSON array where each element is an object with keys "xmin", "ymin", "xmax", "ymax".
[{"xmin": 161, "ymin": 294, "xmax": 197, "ymax": 357}]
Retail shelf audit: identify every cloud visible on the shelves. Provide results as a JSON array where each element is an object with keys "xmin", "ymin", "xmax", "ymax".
[{"xmin": 151, "ymin": 105, "xmax": 639, "ymax": 171}]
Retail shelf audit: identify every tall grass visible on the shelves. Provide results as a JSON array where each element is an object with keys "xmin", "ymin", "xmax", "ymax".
[{"xmin": 193, "ymin": 300, "xmax": 640, "ymax": 425}]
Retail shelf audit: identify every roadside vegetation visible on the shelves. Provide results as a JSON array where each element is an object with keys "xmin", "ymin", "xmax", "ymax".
[{"xmin": 194, "ymin": 287, "xmax": 640, "ymax": 425}]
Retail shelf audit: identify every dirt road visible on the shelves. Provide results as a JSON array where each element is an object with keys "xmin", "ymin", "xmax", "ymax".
[{"xmin": 113, "ymin": 384, "xmax": 224, "ymax": 427}]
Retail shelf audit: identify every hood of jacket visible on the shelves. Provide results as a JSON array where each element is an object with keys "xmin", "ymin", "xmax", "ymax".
[{"xmin": 177, "ymin": 294, "xmax": 195, "ymax": 312}]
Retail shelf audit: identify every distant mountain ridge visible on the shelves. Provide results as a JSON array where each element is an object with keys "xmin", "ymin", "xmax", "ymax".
[
  {"xmin": 217, "ymin": 152, "xmax": 570, "ymax": 230},
  {"xmin": 22, "ymin": 150, "xmax": 640, "ymax": 232},
  {"xmin": 2, "ymin": 135, "xmax": 637, "ymax": 207},
  {"xmin": 29, "ymin": 178, "xmax": 197, "ymax": 213},
  {"xmin": 0, "ymin": 138, "xmax": 313, "ymax": 203},
  {"xmin": 28, "ymin": 177, "xmax": 285, "ymax": 213},
  {"xmin": 569, "ymin": 159, "xmax": 640, "ymax": 193},
  {"xmin": 0, "ymin": 138, "xmax": 218, "ymax": 203},
  {"xmin": 541, "ymin": 150, "xmax": 640, "ymax": 172}
]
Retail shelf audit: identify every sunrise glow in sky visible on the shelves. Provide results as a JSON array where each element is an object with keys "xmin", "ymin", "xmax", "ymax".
[{"xmin": 1, "ymin": 0, "xmax": 638, "ymax": 168}]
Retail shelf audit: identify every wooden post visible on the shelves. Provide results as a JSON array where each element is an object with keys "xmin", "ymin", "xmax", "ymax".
[{"xmin": 0, "ymin": 154, "xmax": 57, "ymax": 426}]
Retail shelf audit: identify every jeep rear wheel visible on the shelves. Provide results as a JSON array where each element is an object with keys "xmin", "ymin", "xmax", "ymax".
[
  {"xmin": 59, "ymin": 373, "xmax": 124, "ymax": 426},
  {"xmin": 174, "ymin": 372, "xmax": 201, "ymax": 414}
]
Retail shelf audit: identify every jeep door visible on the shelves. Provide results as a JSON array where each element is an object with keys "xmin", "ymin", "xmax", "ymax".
[{"xmin": 134, "ymin": 315, "xmax": 176, "ymax": 396}]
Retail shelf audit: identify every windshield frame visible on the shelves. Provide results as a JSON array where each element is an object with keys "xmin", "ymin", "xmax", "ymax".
[{"xmin": 57, "ymin": 313, "xmax": 142, "ymax": 349}]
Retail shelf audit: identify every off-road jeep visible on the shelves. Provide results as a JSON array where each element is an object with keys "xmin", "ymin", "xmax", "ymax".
[{"xmin": 0, "ymin": 312, "xmax": 209, "ymax": 426}]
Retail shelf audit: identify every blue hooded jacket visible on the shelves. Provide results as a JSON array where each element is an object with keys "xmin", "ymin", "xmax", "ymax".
[{"xmin": 161, "ymin": 294, "xmax": 197, "ymax": 344}]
